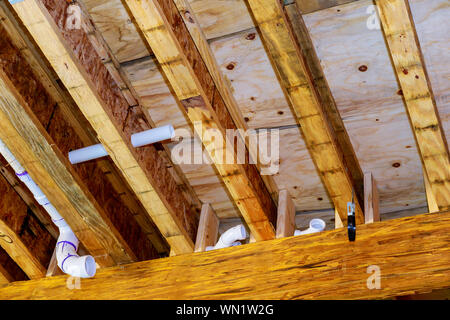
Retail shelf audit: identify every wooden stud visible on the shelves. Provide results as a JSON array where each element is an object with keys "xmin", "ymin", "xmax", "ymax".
[
  {"xmin": 194, "ymin": 204, "xmax": 219, "ymax": 252},
  {"xmin": 364, "ymin": 172, "xmax": 380, "ymax": 224},
  {"xmin": 276, "ymin": 190, "xmax": 296, "ymax": 238},
  {"xmin": 424, "ymin": 171, "xmax": 439, "ymax": 213},
  {"xmin": 335, "ymin": 208, "xmax": 344, "ymax": 229},
  {"xmin": 9, "ymin": 0, "xmax": 198, "ymax": 254},
  {"xmin": 123, "ymin": 0, "xmax": 277, "ymax": 241},
  {"xmin": 245, "ymin": 0, "xmax": 365, "ymax": 225},
  {"xmin": 1, "ymin": 210, "xmax": 450, "ymax": 300},
  {"xmin": 376, "ymin": 0, "xmax": 450, "ymax": 211}
]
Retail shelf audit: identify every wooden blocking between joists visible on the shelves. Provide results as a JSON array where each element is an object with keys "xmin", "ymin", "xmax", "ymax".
[
  {"xmin": 194, "ymin": 204, "xmax": 219, "ymax": 252},
  {"xmin": 276, "ymin": 189, "xmax": 296, "ymax": 238},
  {"xmin": 364, "ymin": 172, "xmax": 380, "ymax": 224},
  {"xmin": 424, "ymin": 171, "xmax": 439, "ymax": 213}
]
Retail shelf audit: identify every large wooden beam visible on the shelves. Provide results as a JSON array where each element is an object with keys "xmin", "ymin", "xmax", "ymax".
[
  {"xmin": 0, "ymin": 173, "xmax": 54, "ymax": 279},
  {"xmin": 375, "ymin": 0, "xmax": 450, "ymax": 212},
  {"xmin": 8, "ymin": 0, "xmax": 199, "ymax": 254},
  {"xmin": 1, "ymin": 210, "xmax": 449, "ymax": 300},
  {"xmin": 123, "ymin": 0, "xmax": 278, "ymax": 240},
  {"xmin": 245, "ymin": 0, "xmax": 364, "ymax": 224}
]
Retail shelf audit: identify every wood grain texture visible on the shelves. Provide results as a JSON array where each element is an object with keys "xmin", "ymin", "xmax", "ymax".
[
  {"xmin": 364, "ymin": 172, "xmax": 380, "ymax": 223},
  {"xmin": 0, "ymin": 174, "xmax": 54, "ymax": 279},
  {"xmin": 376, "ymin": 0, "xmax": 450, "ymax": 212},
  {"xmin": 276, "ymin": 189, "xmax": 296, "ymax": 238},
  {"xmin": 1, "ymin": 210, "xmax": 449, "ymax": 300},
  {"xmin": 424, "ymin": 171, "xmax": 439, "ymax": 213},
  {"xmin": 194, "ymin": 204, "xmax": 219, "ymax": 252},
  {"xmin": 124, "ymin": 0, "xmax": 277, "ymax": 240},
  {"xmin": 245, "ymin": 0, "xmax": 364, "ymax": 224},
  {"xmin": 0, "ymin": 246, "xmax": 27, "ymax": 283},
  {"xmin": 10, "ymin": 0, "xmax": 199, "ymax": 254}
]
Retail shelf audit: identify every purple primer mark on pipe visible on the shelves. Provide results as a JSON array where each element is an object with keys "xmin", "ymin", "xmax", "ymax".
[
  {"xmin": 61, "ymin": 254, "xmax": 77, "ymax": 273},
  {"xmin": 16, "ymin": 171, "xmax": 28, "ymax": 177},
  {"xmin": 57, "ymin": 240, "xmax": 77, "ymax": 251},
  {"xmin": 52, "ymin": 218, "xmax": 65, "ymax": 223}
]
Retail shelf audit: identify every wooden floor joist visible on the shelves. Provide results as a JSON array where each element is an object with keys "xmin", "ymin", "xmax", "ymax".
[
  {"xmin": 245, "ymin": 0, "xmax": 365, "ymax": 225},
  {"xmin": 123, "ymin": 0, "xmax": 278, "ymax": 240},
  {"xmin": 0, "ymin": 173, "xmax": 54, "ymax": 279},
  {"xmin": 9, "ymin": 0, "xmax": 199, "ymax": 254},
  {"xmin": 376, "ymin": 0, "xmax": 450, "ymax": 212},
  {"xmin": 1, "ymin": 210, "xmax": 449, "ymax": 299}
]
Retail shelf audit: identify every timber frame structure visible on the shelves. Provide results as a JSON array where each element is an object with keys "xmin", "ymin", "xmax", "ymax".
[{"xmin": 0, "ymin": 0, "xmax": 448, "ymax": 300}]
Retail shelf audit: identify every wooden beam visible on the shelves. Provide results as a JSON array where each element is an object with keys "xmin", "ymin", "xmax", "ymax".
[
  {"xmin": 194, "ymin": 204, "xmax": 219, "ymax": 252},
  {"xmin": 0, "ymin": 173, "xmax": 54, "ymax": 279},
  {"xmin": 364, "ymin": 172, "xmax": 380, "ymax": 224},
  {"xmin": 1, "ymin": 210, "xmax": 449, "ymax": 300},
  {"xmin": 245, "ymin": 0, "xmax": 364, "ymax": 225},
  {"xmin": 8, "ymin": 0, "xmax": 199, "ymax": 254},
  {"xmin": 375, "ymin": 0, "xmax": 450, "ymax": 211},
  {"xmin": 123, "ymin": 0, "xmax": 277, "ymax": 240},
  {"xmin": 276, "ymin": 190, "xmax": 296, "ymax": 238},
  {"xmin": 0, "ymin": 246, "xmax": 28, "ymax": 283}
]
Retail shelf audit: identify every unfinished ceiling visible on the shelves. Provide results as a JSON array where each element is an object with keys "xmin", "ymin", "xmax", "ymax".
[{"xmin": 0, "ymin": 0, "xmax": 448, "ymax": 287}]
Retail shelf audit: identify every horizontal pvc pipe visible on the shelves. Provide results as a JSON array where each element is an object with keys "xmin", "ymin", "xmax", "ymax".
[
  {"xmin": 0, "ymin": 139, "xmax": 96, "ymax": 278},
  {"xmin": 131, "ymin": 125, "xmax": 175, "ymax": 148},
  {"xmin": 294, "ymin": 218, "xmax": 326, "ymax": 236},
  {"xmin": 68, "ymin": 144, "xmax": 108, "ymax": 165}
]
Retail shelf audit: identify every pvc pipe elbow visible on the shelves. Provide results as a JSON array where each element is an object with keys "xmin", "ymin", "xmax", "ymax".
[
  {"xmin": 213, "ymin": 224, "xmax": 247, "ymax": 250},
  {"xmin": 294, "ymin": 218, "xmax": 326, "ymax": 236},
  {"xmin": 56, "ymin": 228, "xmax": 96, "ymax": 278}
]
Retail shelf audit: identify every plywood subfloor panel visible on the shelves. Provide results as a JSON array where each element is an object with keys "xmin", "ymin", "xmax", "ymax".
[
  {"xmin": 303, "ymin": 0, "xmax": 428, "ymax": 213},
  {"xmin": 82, "ymin": 0, "xmax": 150, "ymax": 63}
]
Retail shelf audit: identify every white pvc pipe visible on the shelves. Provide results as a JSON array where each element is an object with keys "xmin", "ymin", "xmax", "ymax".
[
  {"xmin": 68, "ymin": 144, "xmax": 108, "ymax": 165},
  {"xmin": 205, "ymin": 224, "xmax": 247, "ymax": 251},
  {"xmin": 131, "ymin": 125, "xmax": 175, "ymax": 148},
  {"xmin": 294, "ymin": 218, "xmax": 326, "ymax": 236},
  {"xmin": 0, "ymin": 139, "xmax": 96, "ymax": 278}
]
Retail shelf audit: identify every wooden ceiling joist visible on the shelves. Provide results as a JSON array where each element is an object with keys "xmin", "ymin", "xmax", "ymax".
[
  {"xmin": 1, "ymin": 210, "xmax": 449, "ymax": 299},
  {"xmin": 0, "ymin": 172, "xmax": 54, "ymax": 279},
  {"xmin": 123, "ymin": 0, "xmax": 278, "ymax": 240},
  {"xmin": 8, "ymin": 0, "xmax": 199, "ymax": 254},
  {"xmin": 0, "ymin": 23, "xmax": 152, "ymax": 267},
  {"xmin": 245, "ymin": 0, "xmax": 365, "ymax": 224},
  {"xmin": 376, "ymin": 0, "xmax": 450, "ymax": 212}
]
